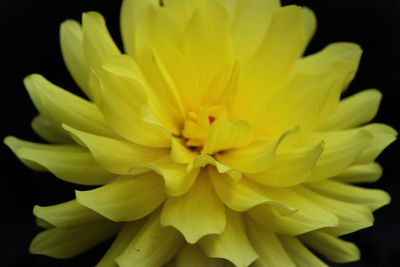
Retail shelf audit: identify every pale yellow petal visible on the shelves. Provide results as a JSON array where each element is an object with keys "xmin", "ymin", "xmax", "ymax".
[
  {"xmin": 183, "ymin": 0, "xmax": 232, "ymax": 90},
  {"xmin": 60, "ymin": 20, "xmax": 91, "ymax": 98},
  {"xmin": 199, "ymin": 209, "xmax": 258, "ymax": 267},
  {"xmin": 317, "ymin": 89, "xmax": 382, "ymax": 131},
  {"xmin": 97, "ymin": 220, "xmax": 145, "ymax": 267},
  {"xmin": 161, "ymin": 170, "xmax": 226, "ymax": 243},
  {"xmin": 95, "ymin": 54, "xmax": 171, "ymax": 147},
  {"xmin": 307, "ymin": 180, "xmax": 390, "ymax": 211},
  {"xmin": 247, "ymin": 142, "xmax": 323, "ymax": 187},
  {"xmin": 4, "ymin": 137, "xmax": 114, "ymax": 185},
  {"xmin": 209, "ymin": 170, "xmax": 296, "ymax": 213},
  {"xmin": 24, "ymin": 74, "xmax": 115, "ymax": 137},
  {"xmin": 76, "ymin": 173, "xmax": 166, "ymax": 222},
  {"xmin": 132, "ymin": 156, "xmax": 199, "ymax": 196},
  {"xmin": 246, "ymin": 218, "xmax": 296, "ymax": 267},
  {"xmin": 279, "ymin": 235, "xmax": 328, "ymax": 267},
  {"xmin": 31, "ymin": 115, "xmax": 72, "ymax": 144},
  {"xmin": 33, "ymin": 200, "xmax": 104, "ymax": 229},
  {"xmin": 63, "ymin": 125, "xmax": 167, "ymax": 175},
  {"xmin": 175, "ymin": 244, "xmax": 225, "ymax": 267},
  {"xmin": 230, "ymin": 0, "xmax": 280, "ymax": 61},
  {"xmin": 116, "ymin": 212, "xmax": 184, "ymax": 267},
  {"xmin": 334, "ymin": 162, "xmax": 383, "ymax": 183},
  {"xmin": 30, "ymin": 220, "xmax": 119, "ymax": 259},
  {"xmin": 353, "ymin": 123, "xmax": 397, "ymax": 165},
  {"xmin": 301, "ymin": 7, "xmax": 317, "ymax": 50},
  {"xmin": 202, "ymin": 120, "xmax": 253, "ymax": 155},
  {"xmin": 248, "ymin": 187, "xmax": 338, "ymax": 235},
  {"xmin": 304, "ymin": 130, "xmax": 373, "ymax": 182},
  {"xmin": 300, "ymin": 231, "xmax": 360, "ymax": 263},
  {"xmin": 295, "ymin": 186, "xmax": 374, "ymax": 236}
]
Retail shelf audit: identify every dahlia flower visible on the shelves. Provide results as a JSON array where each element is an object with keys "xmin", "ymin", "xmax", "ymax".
[{"xmin": 4, "ymin": 0, "xmax": 397, "ymax": 266}]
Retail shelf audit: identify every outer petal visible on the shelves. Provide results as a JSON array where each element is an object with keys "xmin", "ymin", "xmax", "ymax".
[
  {"xmin": 199, "ymin": 209, "xmax": 258, "ymax": 267},
  {"xmin": 334, "ymin": 162, "xmax": 383, "ymax": 183},
  {"xmin": 76, "ymin": 173, "xmax": 166, "ymax": 222},
  {"xmin": 33, "ymin": 200, "xmax": 104, "ymax": 229},
  {"xmin": 246, "ymin": 218, "xmax": 296, "ymax": 267},
  {"xmin": 317, "ymin": 89, "xmax": 382, "ymax": 131},
  {"xmin": 63, "ymin": 125, "xmax": 167, "ymax": 175},
  {"xmin": 4, "ymin": 137, "xmax": 114, "ymax": 185},
  {"xmin": 209, "ymin": 170, "xmax": 296, "ymax": 213},
  {"xmin": 175, "ymin": 244, "xmax": 225, "ymax": 267},
  {"xmin": 116, "ymin": 212, "xmax": 185, "ymax": 267},
  {"xmin": 279, "ymin": 235, "xmax": 328, "ymax": 267},
  {"xmin": 24, "ymin": 74, "xmax": 115, "ymax": 137},
  {"xmin": 300, "ymin": 231, "xmax": 360, "ymax": 263},
  {"xmin": 161, "ymin": 170, "xmax": 226, "ymax": 243},
  {"xmin": 31, "ymin": 115, "xmax": 72, "ymax": 144},
  {"xmin": 30, "ymin": 220, "xmax": 119, "ymax": 259},
  {"xmin": 97, "ymin": 220, "xmax": 145, "ymax": 267},
  {"xmin": 60, "ymin": 20, "xmax": 91, "ymax": 98}
]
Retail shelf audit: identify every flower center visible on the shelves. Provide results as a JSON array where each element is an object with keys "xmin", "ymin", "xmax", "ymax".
[{"xmin": 181, "ymin": 105, "xmax": 229, "ymax": 149}]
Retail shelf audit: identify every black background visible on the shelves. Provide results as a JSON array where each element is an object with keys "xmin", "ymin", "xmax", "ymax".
[{"xmin": 0, "ymin": 0, "xmax": 399, "ymax": 266}]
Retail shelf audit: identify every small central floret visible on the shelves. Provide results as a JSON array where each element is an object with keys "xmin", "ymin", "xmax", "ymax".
[{"xmin": 182, "ymin": 105, "xmax": 229, "ymax": 148}]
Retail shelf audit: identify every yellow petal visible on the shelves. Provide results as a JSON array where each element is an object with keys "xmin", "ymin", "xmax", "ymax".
[
  {"xmin": 170, "ymin": 138, "xmax": 198, "ymax": 164},
  {"xmin": 230, "ymin": 0, "xmax": 280, "ymax": 61},
  {"xmin": 248, "ymin": 142, "xmax": 323, "ymax": 187},
  {"xmin": 190, "ymin": 154, "xmax": 242, "ymax": 181},
  {"xmin": 334, "ymin": 162, "xmax": 383, "ymax": 183},
  {"xmin": 304, "ymin": 129, "xmax": 373, "ymax": 182},
  {"xmin": 248, "ymin": 187, "xmax": 338, "ymax": 235},
  {"xmin": 132, "ymin": 156, "xmax": 200, "ymax": 196},
  {"xmin": 199, "ymin": 209, "xmax": 258, "ymax": 267},
  {"xmin": 30, "ymin": 220, "xmax": 119, "ymax": 259},
  {"xmin": 300, "ymin": 231, "xmax": 360, "ymax": 263},
  {"xmin": 63, "ymin": 125, "xmax": 167, "ymax": 175},
  {"xmin": 60, "ymin": 20, "xmax": 91, "ymax": 98},
  {"xmin": 246, "ymin": 218, "xmax": 296, "ymax": 267},
  {"xmin": 202, "ymin": 120, "xmax": 253, "ymax": 155},
  {"xmin": 116, "ymin": 212, "xmax": 184, "ymax": 267},
  {"xmin": 161, "ymin": 170, "xmax": 226, "ymax": 243},
  {"xmin": 295, "ymin": 186, "xmax": 374, "ymax": 236},
  {"xmin": 307, "ymin": 180, "xmax": 390, "ymax": 211},
  {"xmin": 4, "ymin": 137, "xmax": 114, "ymax": 185},
  {"xmin": 24, "ymin": 74, "xmax": 115, "ymax": 137},
  {"xmin": 33, "ymin": 200, "xmax": 104, "ymax": 229},
  {"xmin": 82, "ymin": 12, "xmax": 120, "ymax": 69},
  {"xmin": 95, "ymin": 54, "xmax": 171, "ymax": 147},
  {"xmin": 175, "ymin": 244, "xmax": 225, "ymax": 267},
  {"xmin": 209, "ymin": 170, "xmax": 296, "ymax": 213},
  {"xmin": 31, "ymin": 115, "xmax": 72, "ymax": 144},
  {"xmin": 183, "ymin": 0, "xmax": 232, "ymax": 90},
  {"xmin": 76, "ymin": 173, "xmax": 166, "ymax": 222},
  {"xmin": 301, "ymin": 7, "xmax": 317, "ymax": 51},
  {"xmin": 353, "ymin": 123, "xmax": 397, "ymax": 165},
  {"xmin": 317, "ymin": 89, "xmax": 382, "ymax": 131},
  {"xmin": 279, "ymin": 235, "xmax": 328, "ymax": 267},
  {"xmin": 97, "ymin": 220, "xmax": 145, "ymax": 267},
  {"xmin": 217, "ymin": 127, "xmax": 298, "ymax": 174}
]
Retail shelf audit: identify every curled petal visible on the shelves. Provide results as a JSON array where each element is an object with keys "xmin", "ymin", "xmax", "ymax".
[
  {"xmin": 161, "ymin": 170, "xmax": 226, "ymax": 244},
  {"xmin": 31, "ymin": 115, "xmax": 72, "ymax": 144},
  {"xmin": 76, "ymin": 173, "xmax": 166, "ymax": 222},
  {"xmin": 334, "ymin": 162, "xmax": 383, "ymax": 183},
  {"xmin": 175, "ymin": 244, "xmax": 225, "ymax": 267}
]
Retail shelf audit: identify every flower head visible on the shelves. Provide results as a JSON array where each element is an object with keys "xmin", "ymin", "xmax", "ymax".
[{"xmin": 5, "ymin": 0, "xmax": 397, "ymax": 266}]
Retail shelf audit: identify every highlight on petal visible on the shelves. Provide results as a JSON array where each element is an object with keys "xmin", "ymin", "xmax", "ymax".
[
  {"xmin": 76, "ymin": 173, "xmax": 166, "ymax": 222},
  {"xmin": 33, "ymin": 200, "xmax": 104, "ymax": 229},
  {"xmin": 30, "ymin": 220, "xmax": 119, "ymax": 259},
  {"xmin": 199, "ymin": 209, "xmax": 258, "ymax": 267},
  {"xmin": 161, "ymin": 169, "xmax": 226, "ymax": 244},
  {"xmin": 4, "ymin": 136, "xmax": 114, "ymax": 185},
  {"xmin": 115, "ymin": 211, "xmax": 185, "ymax": 267},
  {"xmin": 300, "ymin": 231, "xmax": 360, "ymax": 263}
]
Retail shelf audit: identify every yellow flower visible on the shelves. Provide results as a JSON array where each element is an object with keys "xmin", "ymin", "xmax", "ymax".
[{"xmin": 4, "ymin": 0, "xmax": 397, "ymax": 266}]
